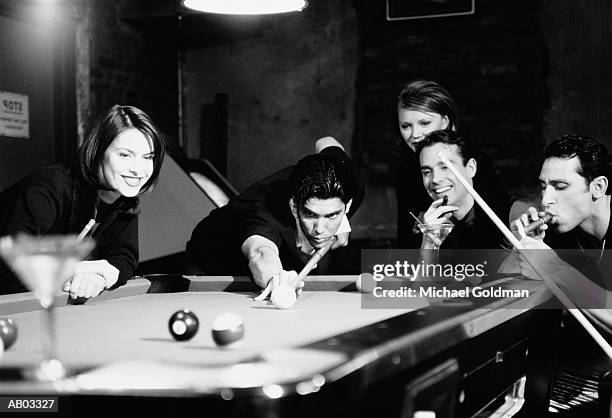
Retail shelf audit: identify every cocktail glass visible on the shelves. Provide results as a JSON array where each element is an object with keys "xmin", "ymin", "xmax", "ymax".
[
  {"xmin": 420, "ymin": 223, "xmax": 454, "ymax": 250},
  {"xmin": 418, "ymin": 223, "xmax": 455, "ymax": 278},
  {"xmin": 0, "ymin": 234, "xmax": 94, "ymax": 381}
]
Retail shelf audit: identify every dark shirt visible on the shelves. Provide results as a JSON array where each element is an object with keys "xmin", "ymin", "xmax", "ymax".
[
  {"xmin": 186, "ymin": 146, "xmax": 365, "ymax": 275},
  {"xmin": 396, "ymin": 143, "xmax": 511, "ymax": 249},
  {"xmin": 396, "ymin": 147, "xmax": 432, "ymax": 248},
  {"xmin": 543, "ymin": 199, "xmax": 612, "ymax": 344},
  {"xmin": 441, "ymin": 204, "xmax": 508, "ymax": 250},
  {"xmin": 419, "ymin": 204, "xmax": 510, "ymax": 279},
  {"xmin": 0, "ymin": 165, "xmax": 139, "ymax": 294}
]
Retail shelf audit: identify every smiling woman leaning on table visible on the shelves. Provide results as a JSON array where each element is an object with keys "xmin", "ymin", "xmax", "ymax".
[{"xmin": 0, "ymin": 105, "xmax": 165, "ymax": 300}]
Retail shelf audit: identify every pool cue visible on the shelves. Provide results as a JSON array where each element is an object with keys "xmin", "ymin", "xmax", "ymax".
[
  {"xmin": 295, "ymin": 236, "xmax": 337, "ymax": 283},
  {"xmin": 254, "ymin": 237, "xmax": 337, "ymax": 301},
  {"xmin": 438, "ymin": 153, "xmax": 521, "ymax": 248},
  {"xmin": 77, "ymin": 219, "xmax": 96, "ymax": 241},
  {"xmin": 438, "ymin": 152, "xmax": 612, "ymax": 359},
  {"xmin": 65, "ymin": 219, "xmax": 97, "ymax": 293}
]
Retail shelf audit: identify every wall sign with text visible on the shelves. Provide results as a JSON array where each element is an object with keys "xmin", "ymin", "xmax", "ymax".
[
  {"xmin": 0, "ymin": 91, "xmax": 29, "ymax": 139},
  {"xmin": 386, "ymin": 0, "xmax": 475, "ymax": 21}
]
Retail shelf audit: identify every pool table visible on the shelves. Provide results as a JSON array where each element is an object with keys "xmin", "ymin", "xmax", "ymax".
[{"xmin": 0, "ymin": 274, "xmax": 560, "ymax": 417}]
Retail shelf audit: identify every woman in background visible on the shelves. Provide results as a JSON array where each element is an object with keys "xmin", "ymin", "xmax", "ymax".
[
  {"xmin": 0, "ymin": 105, "xmax": 165, "ymax": 298},
  {"xmin": 396, "ymin": 79, "xmax": 509, "ymax": 247}
]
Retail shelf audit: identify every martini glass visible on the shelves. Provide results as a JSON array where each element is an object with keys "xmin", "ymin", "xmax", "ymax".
[
  {"xmin": 0, "ymin": 234, "xmax": 94, "ymax": 381},
  {"xmin": 420, "ymin": 223, "xmax": 454, "ymax": 250},
  {"xmin": 419, "ymin": 223, "xmax": 454, "ymax": 277}
]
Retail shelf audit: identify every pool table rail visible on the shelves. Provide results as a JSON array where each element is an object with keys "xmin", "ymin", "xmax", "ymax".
[{"xmin": 0, "ymin": 274, "xmax": 559, "ymax": 418}]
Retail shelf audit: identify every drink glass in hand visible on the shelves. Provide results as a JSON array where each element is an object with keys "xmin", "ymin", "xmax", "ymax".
[{"xmin": 420, "ymin": 223, "xmax": 454, "ymax": 250}]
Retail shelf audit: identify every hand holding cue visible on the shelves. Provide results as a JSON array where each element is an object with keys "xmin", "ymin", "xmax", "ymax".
[
  {"xmin": 64, "ymin": 219, "xmax": 97, "ymax": 293},
  {"xmin": 438, "ymin": 152, "xmax": 612, "ymax": 360},
  {"xmin": 254, "ymin": 236, "xmax": 337, "ymax": 301},
  {"xmin": 291, "ymin": 236, "xmax": 336, "ymax": 297},
  {"xmin": 294, "ymin": 236, "xmax": 337, "ymax": 284}
]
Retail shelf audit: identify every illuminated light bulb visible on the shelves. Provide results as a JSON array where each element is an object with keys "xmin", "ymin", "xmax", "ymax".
[{"xmin": 183, "ymin": 0, "xmax": 308, "ymax": 15}]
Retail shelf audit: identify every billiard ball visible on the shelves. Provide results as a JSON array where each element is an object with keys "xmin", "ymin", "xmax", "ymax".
[
  {"xmin": 355, "ymin": 273, "xmax": 376, "ymax": 293},
  {"xmin": 168, "ymin": 310, "xmax": 199, "ymax": 341},
  {"xmin": 270, "ymin": 284, "xmax": 297, "ymax": 309},
  {"xmin": 211, "ymin": 313, "xmax": 244, "ymax": 348},
  {"xmin": 0, "ymin": 318, "xmax": 17, "ymax": 350}
]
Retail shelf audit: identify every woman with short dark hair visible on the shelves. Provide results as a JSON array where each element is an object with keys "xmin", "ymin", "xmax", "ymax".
[{"xmin": 0, "ymin": 105, "xmax": 165, "ymax": 298}]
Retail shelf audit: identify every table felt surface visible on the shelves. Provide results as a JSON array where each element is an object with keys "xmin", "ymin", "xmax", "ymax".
[
  {"xmin": 1, "ymin": 291, "xmax": 415, "ymax": 369},
  {"xmin": 0, "ymin": 275, "xmax": 548, "ymax": 393}
]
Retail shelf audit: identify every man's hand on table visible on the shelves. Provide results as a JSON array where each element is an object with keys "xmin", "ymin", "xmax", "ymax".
[{"xmin": 254, "ymin": 270, "xmax": 304, "ymax": 301}]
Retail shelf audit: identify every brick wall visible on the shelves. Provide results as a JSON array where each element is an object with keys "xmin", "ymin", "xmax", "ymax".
[
  {"xmin": 542, "ymin": 0, "xmax": 612, "ymax": 147},
  {"xmin": 73, "ymin": 0, "xmax": 612, "ymax": 240},
  {"xmin": 75, "ymin": 0, "xmax": 178, "ymax": 144},
  {"xmin": 353, "ymin": 0, "xmax": 548, "ymax": 197},
  {"xmin": 182, "ymin": 0, "xmax": 359, "ymax": 190}
]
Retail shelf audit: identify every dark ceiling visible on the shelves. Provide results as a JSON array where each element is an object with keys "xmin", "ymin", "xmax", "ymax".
[
  {"xmin": 120, "ymin": 0, "xmax": 291, "ymax": 49},
  {"xmin": 0, "ymin": 0, "xmax": 312, "ymax": 49}
]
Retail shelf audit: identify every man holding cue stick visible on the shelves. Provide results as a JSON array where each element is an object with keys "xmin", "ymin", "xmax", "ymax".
[
  {"xmin": 187, "ymin": 137, "xmax": 364, "ymax": 300},
  {"xmin": 437, "ymin": 134, "xmax": 612, "ymax": 360},
  {"xmin": 414, "ymin": 130, "xmax": 509, "ymax": 251}
]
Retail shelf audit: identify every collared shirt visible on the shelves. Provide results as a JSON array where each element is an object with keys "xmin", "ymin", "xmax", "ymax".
[{"xmin": 187, "ymin": 146, "xmax": 365, "ymax": 275}]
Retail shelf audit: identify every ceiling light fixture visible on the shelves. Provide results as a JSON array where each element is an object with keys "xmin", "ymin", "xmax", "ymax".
[{"xmin": 183, "ymin": 0, "xmax": 308, "ymax": 15}]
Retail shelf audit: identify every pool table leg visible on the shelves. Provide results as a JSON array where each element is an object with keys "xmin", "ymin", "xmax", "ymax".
[
  {"xmin": 520, "ymin": 309, "xmax": 562, "ymax": 417},
  {"xmin": 400, "ymin": 359, "xmax": 460, "ymax": 418}
]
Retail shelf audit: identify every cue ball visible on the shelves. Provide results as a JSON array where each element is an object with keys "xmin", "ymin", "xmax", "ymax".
[
  {"xmin": 168, "ymin": 310, "xmax": 199, "ymax": 341},
  {"xmin": 356, "ymin": 273, "xmax": 376, "ymax": 293},
  {"xmin": 271, "ymin": 284, "xmax": 297, "ymax": 309},
  {"xmin": 0, "ymin": 318, "xmax": 17, "ymax": 350},
  {"xmin": 211, "ymin": 313, "xmax": 244, "ymax": 348}
]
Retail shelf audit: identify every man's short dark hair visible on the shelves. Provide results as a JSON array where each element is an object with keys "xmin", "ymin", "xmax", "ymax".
[
  {"xmin": 415, "ymin": 130, "xmax": 476, "ymax": 165},
  {"xmin": 544, "ymin": 134, "xmax": 611, "ymax": 193},
  {"xmin": 289, "ymin": 154, "xmax": 357, "ymax": 212}
]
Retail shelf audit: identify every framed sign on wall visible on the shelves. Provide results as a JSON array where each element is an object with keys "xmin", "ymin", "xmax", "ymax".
[
  {"xmin": 386, "ymin": 0, "xmax": 475, "ymax": 21},
  {"xmin": 0, "ymin": 91, "xmax": 29, "ymax": 139}
]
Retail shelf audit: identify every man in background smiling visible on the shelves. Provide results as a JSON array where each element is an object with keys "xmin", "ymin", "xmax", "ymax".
[{"xmin": 416, "ymin": 130, "xmax": 509, "ymax": 250}]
